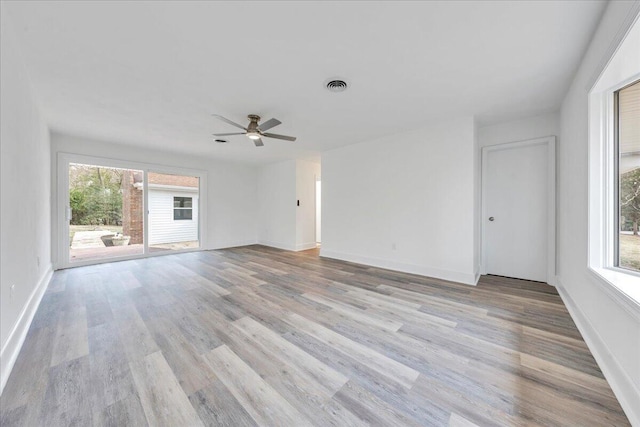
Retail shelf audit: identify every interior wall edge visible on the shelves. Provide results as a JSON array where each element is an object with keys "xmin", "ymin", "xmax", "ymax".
[
  {"xmin": 556, "ymin": 277, "xmax": 640, "ymax": 426},
  {"xmin": 295, "ymin": 242, "xmax": 318, "ymax": 251},
  {"xmin": 0, "ymin": 264, "xmax": 52, "ymax": 396},
  {"xmin": 473, "ymin": 268, "xmax": 481, "ymax": 286}
]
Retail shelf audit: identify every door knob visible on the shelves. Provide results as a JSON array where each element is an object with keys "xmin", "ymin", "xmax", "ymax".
[{"xmin": 489, "ymin": 217, "xmax": 495, "ymax": 221}]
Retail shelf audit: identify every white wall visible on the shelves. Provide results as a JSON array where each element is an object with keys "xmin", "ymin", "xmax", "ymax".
[
  {"xmin": 257, "ymin": 160, "xmax": 297, "ymax": 250},
  {"xmin": 0, "ymin": 9, "xmax": 52, "ymax": 394},
  {"xmin": 557, "ymin": 1, "xmax": 640, "ymax": 424},
  {"xmin": 257, "ymin": 159, "xmax": 320, "ymax": 251},
  {"xmin": 321, "ymin": 116, "xmax": 477, "ymax": 285},
  {"xmin": 51, "ymin": 133, "xmax": 258, "ymax": 260},
  {"xmin": 296, "ymin": 160, "xmax": 321, "ymax": 251},
  {"xmin": 477, "ymin": 111, "xmax": 559, "ymax": 148}
]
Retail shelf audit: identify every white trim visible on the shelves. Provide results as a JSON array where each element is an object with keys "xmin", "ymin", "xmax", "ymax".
[
  {"xmin": 148, "ymin": 183, "xmax": 199, "ymax": 192},
  {"xmin": 480, "ymin": 136, "xmax": 557, "ymax": 284},
  {"xmin": 257, "ymin": 241, "xmax": 315, "ymax": 252},
  {"xmin": 473, "ymin": 268, "xmax": 481, "ymax": 286},
  {"xmin": 258, "ymin": 240, "xmax": 297, "ymax": 252},
  {"xmin": 555, "ymin": 278, "xmax": 640, "ymax": 426},
  {"xmin": 296, "ymin": 242, "xmax": 318, "ymax": 251},
  {"xmin": 209, "ymin": 239, "xmax": 258, "ymax": 250},
  {"xmin": 320, "ymin": 249, "xmax": 477, "ymax": 286},
  {"xmin": 585, "ymin": 2, "xmax": 640, "ymax": 91},
  {"xmin": 586, "ymin": 268, "xmax": 640, "ymax": 322},
  {"xmin": 56, "ymin": 152, "xmax": 207, "ymax": 269},
  {"xmin": 0, "ymin": 265, "xmax": 53, "ymax": 395},
  {"xmin": 587, "ymin": 13, "xmax": 640, "ymax": 309}
]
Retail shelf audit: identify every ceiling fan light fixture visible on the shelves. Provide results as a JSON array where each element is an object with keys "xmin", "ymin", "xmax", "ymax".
[{"xmin": 212, "ymin": 115, "xmax": 297, "ymax": 147}]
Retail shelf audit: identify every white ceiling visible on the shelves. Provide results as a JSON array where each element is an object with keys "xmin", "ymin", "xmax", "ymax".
[{"xmin": 4, "ymin": 1, "xmax": 606, "ymax": 165}]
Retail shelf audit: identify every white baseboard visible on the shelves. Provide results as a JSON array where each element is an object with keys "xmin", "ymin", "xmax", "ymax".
[
  {"xmin": 257, "ymin": 240, "xmax": 296, "ymax": 252},
  {"xmin": 209, "ymin": 239, "xmax": 258, "ymax": 250},
  {"xmin": 0, "ymin": 265, "xmax": 53, "ymax": 395},
  {"xmin": 556, "ymin": 278, "xmax": 640, "ymax": 426},
  {"xmin": 320, "ymin": 249, "xmax": 477, "ymax": 285},
  {"xmin": 295, "ymin": 242, "xmax": 318, "ymax": 251}
]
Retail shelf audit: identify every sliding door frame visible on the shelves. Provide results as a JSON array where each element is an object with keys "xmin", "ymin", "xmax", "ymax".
[{"xmin": 55, "ymin": 152, "xmax": 207, "ymax": 269}]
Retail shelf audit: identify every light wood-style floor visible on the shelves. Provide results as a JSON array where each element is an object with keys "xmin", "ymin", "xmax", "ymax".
[{"xmin": 0, "ymin": 245, "xmax": 629, "ymax": 426}]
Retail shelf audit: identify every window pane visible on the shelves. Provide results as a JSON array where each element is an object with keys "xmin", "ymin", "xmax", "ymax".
[
  {"xmin": 69, "ymin": 164, "xmax": 144, "ymax": 263},
  {"xmin": 174, "ymin": 208, "xmax": 192, "ymax": 220},
  {"xmin": 173, "ymin": 196, "xmax": 193, "ymax": 208},
  {"xmin": 148, "ymin": 172, "xmax": 199, "ymax": 251},
  {"xmin": 618, "ymin": 80, "xmax": 640, "ymax": 272}
]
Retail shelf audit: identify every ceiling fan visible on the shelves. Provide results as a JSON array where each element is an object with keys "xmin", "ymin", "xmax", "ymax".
[{"xmin": 212, "ymin": 114, "xmax": 297, "ymax": 147}]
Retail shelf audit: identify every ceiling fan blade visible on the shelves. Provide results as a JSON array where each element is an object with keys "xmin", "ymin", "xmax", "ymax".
[
  {"xmin": 263, "ymin": 132, "xmax": 297, "ymax": 142},
  {"xmin": 212, "ymin": 114, "xmax": 247, "ymax": 130},
  {"xmin": 213, "ymin": 132, "xmax": 245, "ymax": 136},
  {"xmin": 258, "ymin": 118, "xmax": 282, "ymax": 132},
  {"xmin": 254, "ymin": 137, "xmax": 265, "ymax": 147}
]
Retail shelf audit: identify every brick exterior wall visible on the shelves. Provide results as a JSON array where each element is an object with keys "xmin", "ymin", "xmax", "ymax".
[
  {"xmin": 148, "ymin": 173, "xmax": 198, "ymax": 187},
  {"xmin": 122, "ymin": 170, "xmax": 144, "ymax": 244}
]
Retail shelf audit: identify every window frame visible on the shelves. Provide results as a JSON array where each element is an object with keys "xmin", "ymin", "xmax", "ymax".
[
  {"xmin": 613, "ymin": 80, "xmax": 640, "ymax": 274},
  {"xmin": 588, "ymin": 77, "xmax": 640, "ymax": 311},
  {"xmin": 173, "ymin": 196, "xmax": 193, "ymax": 221},
  {"xmin": 613, "ymin": 88, "xmax": 621, "ymax": 269},
  {"xmin": 56, "ymin": 152, "xmax": 207, "ymax": 269}
]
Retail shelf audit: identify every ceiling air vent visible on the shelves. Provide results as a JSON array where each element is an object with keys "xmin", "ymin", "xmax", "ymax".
[{"xmin": 325, "ymin": 79, "xmax": 348, "ymax": 92}]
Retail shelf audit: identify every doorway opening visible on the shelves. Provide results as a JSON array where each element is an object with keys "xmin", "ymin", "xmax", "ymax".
[{"xmin": 316, "ymin": 178, "xmax": 321, "ymax": 245}]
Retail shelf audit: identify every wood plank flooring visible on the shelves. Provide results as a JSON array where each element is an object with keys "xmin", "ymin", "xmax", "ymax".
[{"xmin": 0, "ymin": 245, "xmax": 630, "ymax": 426}]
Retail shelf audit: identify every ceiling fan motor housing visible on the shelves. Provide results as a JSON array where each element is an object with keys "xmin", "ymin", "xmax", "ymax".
[{"xmin": 247, "ymin": 114, "xmax": 260, "ymax": 132}]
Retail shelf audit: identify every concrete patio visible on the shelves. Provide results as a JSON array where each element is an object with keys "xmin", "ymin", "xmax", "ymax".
[{"xmin": 69, "ymin": 230, "xmax": 198, "ymax": 263}]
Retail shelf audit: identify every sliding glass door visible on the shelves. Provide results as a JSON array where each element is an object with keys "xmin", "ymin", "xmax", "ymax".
[
  {"xmin": 59, "ymin": 155, "xmax": 203, "ymax": 268},
  {"xmin": 68, "ymin": 163, "xmax": 145, "ymax": 264},
  {"xmin": 148, "ymin": 172, "xmax": 200, "ymax": 252}
]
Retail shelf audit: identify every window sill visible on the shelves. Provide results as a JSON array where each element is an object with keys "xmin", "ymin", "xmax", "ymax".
[{"xmin": 587, "ymin": 266, "xmax": 640, "ymax": 321}]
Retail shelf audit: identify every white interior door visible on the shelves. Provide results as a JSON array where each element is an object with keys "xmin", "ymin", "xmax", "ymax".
[{"xmin": 483, "ymin": 137, "xmax": 555, "ymax": 283}]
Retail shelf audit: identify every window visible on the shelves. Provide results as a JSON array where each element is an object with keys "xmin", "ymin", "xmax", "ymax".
[
  {"xmin": 587, "ymin": 17, "xmax": 640, "ymax": 306},
  {"xmin": 174, "ymin": 196, "xmax": 193, "ymax": 220},
  {"xmin": 615, "ymin": 80, "xmax": 640, "ymax": 272}
]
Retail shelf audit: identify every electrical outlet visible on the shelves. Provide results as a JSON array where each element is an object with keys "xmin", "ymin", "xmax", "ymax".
[
  {"xmin": 37, "ymin": 256, "xmax": 40, "ymax": 267},
  {"xmin": 10, "ymin": 284, "xmax": 15, "ymax": 300}
]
